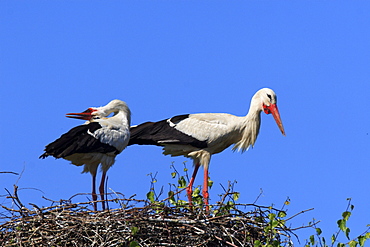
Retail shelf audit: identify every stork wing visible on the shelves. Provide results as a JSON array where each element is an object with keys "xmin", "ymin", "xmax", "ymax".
[
  {"xmin": 128, "ymin": 115, "xmax": 207, "ymax": 148},
  {"xmin": 173, "ymin": 113, "xmax": 239, "ymax": 143},
  {"xmin": 40, "ymin": 122, "xmax": 119, "ymax": 159},
  {"xmin": 129, "ymin": 113, "xmax": 240, "ymax": 148}
]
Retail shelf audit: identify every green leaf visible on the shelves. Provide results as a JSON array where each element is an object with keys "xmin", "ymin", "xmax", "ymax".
[
  {"xmin": 270, "ymin": 219, "xmax": 279, "ymax": 228},
  {"xmin": 337, "ymin": 243, "xmax": 345, "ymax": 247},
  {"xmin": 345, "ymin": 227, "xmax": 351, "ymax": 240},
  {"xmin": 337, "ymin": 219, "xmax": 347, "ymax": 232},
  {"xmin": 208, "ymin": 179, "xmax": 213, "ymax": 188},
  {"xmin": 316, "ymin": 227, "xmax": 322, "ymax": 235},
  {"xmin": 271, "ymin": 240, "xmax": 280, "ymax": 247},
  {"xmin": 131, "ymin": 226, "xmax": 138, "ymax": 235},
  {"xmin": 348, "ymin": 240, "xmax": 358, "ymax": 247},
  {"xmin": 254, "ymin": 240, "xmax": 261, "ymax": 247},
  {"xmin": 342, "ymin": 211, "xmax": 351, "ymax": 221},
  {"xmin": 358, "ymin": 235, "xmax": 366, "ymax": 247},
  {"xmin": 278, "ymin": 211, "xmax": 286, "ymax": 218},
  {"xmin": 193, "ymin": 195, "xmax": 203, "ymax": 205},
  {"xmin": 309, "ymin": 235, "xmax": 315, "ymax": 245},
  {"xmin": 233, "ymin": 192, "xmax": 240, "ymax": 201},
  {"xmin": 332, "ymin": 234, "xmax": 336, "ymax": 244},
  {"xmin": 322, "ymin": 236, "xmax": 326, "ymax": 245},
  {"xmin": 268, "ymin": 213, "xmax": 276, "ymax": 221},
  {"xmin": 168, "ymin": 191, "xmax": 176, "ymax": 204},
  {"xmin": 171, "ymin": 172, "xmax": 176, "ymax": 178},
  {"xmin": 193, "ymin": 187, "xmax": 201, "ymax": 197},
  {"xmin": 146, "ymin": 191, "xmax": 155, "ymax": 203},
  {"xmin": 177, "ymin": 199, "xmax": 187, "ymax": 205},
  {"xmin": 129, "ymin": 241, "xmax": 140, "ymax": 247},
  {"xmin": 178, "ymin": 176, "xmax": 186, "ymax": 188}
]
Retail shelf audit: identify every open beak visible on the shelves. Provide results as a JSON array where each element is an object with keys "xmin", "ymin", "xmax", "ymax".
[
  {"xmin": 264, "ymin": 103, "xmax": 285, "ymax": 136},
  {"xmin": 66, "ymin": 108, "xmax": 95, "ymax": 121}
]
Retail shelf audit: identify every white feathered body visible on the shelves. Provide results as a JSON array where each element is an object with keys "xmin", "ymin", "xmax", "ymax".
[
  {"xmin": 162, "ymin": 111, "xmax": 261, "ymax": 165},
  {"xmin": 41, "ymin": 100, "xmax": 131, "ymax": 176}
]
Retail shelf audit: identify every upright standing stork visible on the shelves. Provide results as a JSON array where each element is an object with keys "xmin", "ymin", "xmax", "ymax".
[
  {"xmin": 40, "ymin": 100, "xmax": 131, "ymax": 211},
  {"xmin": 128, "ymin": 88, "xmax": 285, "ymax": 211}
]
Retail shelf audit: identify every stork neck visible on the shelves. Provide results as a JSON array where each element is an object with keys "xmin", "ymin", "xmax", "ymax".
[
  {"xmin": 232, "ymin": 104, "xmax": 262, "ymax": 153},
  {"xmin": 244, "ymin": 106, "xmax": 261, "ymax": 136},
  {"xmin": 96, "ymin": 107, "xmax": 131, "ymax": 129},
  {"xmin": 113, "ymin": 109, "xmax": 131, "ymax": 127}
]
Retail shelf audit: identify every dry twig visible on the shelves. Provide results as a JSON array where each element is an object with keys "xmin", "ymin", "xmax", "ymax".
[{"xmin": 0, "ymin": 185, "xmax": 311, "ymax": 246}]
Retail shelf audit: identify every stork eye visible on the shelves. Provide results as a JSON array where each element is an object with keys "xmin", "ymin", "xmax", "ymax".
[
  {"xmin": 267, "ymin": 94, "xmax": 272, "ymax": 100},
  {"xmin": 82, "ymin": 108, "xmax": 96, "ymax": 114}
]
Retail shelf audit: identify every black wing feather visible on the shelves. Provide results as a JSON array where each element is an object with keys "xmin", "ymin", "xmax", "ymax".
[
  {"xmin": 40, "ymin": 122, "xmax": 118, "ymax": 159},
  {"xmin": 128, "ymin": 115, "xmax": 208, "ymax": 149}
]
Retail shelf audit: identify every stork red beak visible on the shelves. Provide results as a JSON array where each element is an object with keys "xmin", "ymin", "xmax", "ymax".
[
  {"xmin": 263, "ymin": 103, "xmax": 285, "ymax": 136},
  {"xmin": 66, "ymin": 108, "xmax": 96, "ymax": 120}
]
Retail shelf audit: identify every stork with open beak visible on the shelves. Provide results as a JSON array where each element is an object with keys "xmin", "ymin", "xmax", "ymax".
[
  {"xmin": 40, "ymin": 100, "xmax": 131, "ymax": 211},
  {"xmin": 128, "ymin": 88, "xmax": 285, "ymax": 211}
]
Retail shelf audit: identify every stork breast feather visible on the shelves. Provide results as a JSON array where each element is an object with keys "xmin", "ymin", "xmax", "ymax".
[{"xmin": 90, "ymin": 126, "xmax": 130, "ymax": 152}]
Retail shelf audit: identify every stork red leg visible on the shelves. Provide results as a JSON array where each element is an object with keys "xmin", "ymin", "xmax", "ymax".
[
  {"xmin": 203, "ymin": 165, "xmax": 209, "ymax": 212},
  {"xmin": 92, "ymin": 174, "xmax": 98, "ymax": 211},
  {"xmin": 40, "ymin": 100, "xmax": 131, "ymax": 213},
  {"xmin": 126, "ymin": 88, "xmax": 286, "ymax": 214},
  {"xmin": 186, "ymin": 163, "xmax": 200, "ymax": 206},
  {"xmin": 99, "ymin": 171, "xmax": 107, "ymax": 210}
]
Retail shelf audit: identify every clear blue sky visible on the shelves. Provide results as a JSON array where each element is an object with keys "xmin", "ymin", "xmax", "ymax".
[{"xmin": 1, "ymin": 1, "xmax": 370, "ymax": 245}]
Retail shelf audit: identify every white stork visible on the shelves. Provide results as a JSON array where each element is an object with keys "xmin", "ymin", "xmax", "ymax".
[
  {"xmin": 40, "ymin": 100, "xmax": 131, "ymax": 211},
  {"xmin": 128, "ymin": 88, "xmax": 285, "ymax": 211}
]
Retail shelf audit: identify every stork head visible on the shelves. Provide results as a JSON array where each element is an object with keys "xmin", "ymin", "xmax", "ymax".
[
  {"xmin": 66, "ymin": 100, "xmax": 130, "ymax": 121},
  {"xmin": 66, "ymin": 107, "xmax": 99, "ymax": 120},
  {"xmin": 254, "ymin": 88, "xmax": 285, "ymax": 136}
]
